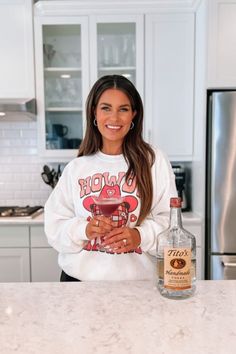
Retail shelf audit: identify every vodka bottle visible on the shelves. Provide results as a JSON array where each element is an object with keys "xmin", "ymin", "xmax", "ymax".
[{"xmin": 156, "ymin": 197, "xmax": 196, "ymax": 299}]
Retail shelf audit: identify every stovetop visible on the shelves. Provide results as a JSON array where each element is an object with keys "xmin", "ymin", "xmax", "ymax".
[{"xmin": 0, "ymin": 206, "xmax": 44, "ymax": 218}]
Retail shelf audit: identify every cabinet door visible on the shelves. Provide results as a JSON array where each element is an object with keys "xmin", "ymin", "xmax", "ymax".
[
  {"xmin": 30, "ymin": 225, "xmax": 61, "ymax": 282},
  {"xmin": 145, "ymin": 13, "xmax": 194, "ymax": 160},
  {"xmin": 89, "ymin": 14, "xmax": 144, "ymax": 100},
  {"xmin": 0, "ymin": 248, "xmax": 30, "ymax": 282},
  {"xmin": 207, "ymin": 0, "xmax": 236, "ymax": 87},
  {"xmin": 30, "ymin": 225, "xmax": 49, "ymax": 247},
  {"xmin": 31, "ymin": 248, "xmax": 61, "ymax": 282},
  {"xmin": 0, "ymin": 225, "xmax": 29, "ymax": 247},
  {"xmin": 183, "ymin": 222, "xmax": 203, "ymax": 280},
  {"xmin": 0, "ymin": 0, "xmax": 34, "ymax": 98},
  {"xmin": 34, "ymin": 16, "xmax": 89, "ymax": 158}
]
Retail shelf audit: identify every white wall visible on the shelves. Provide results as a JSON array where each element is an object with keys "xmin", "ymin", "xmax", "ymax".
[{"xmin": 0, "ymin": 121, "xmax": 51, "ymax": 206}]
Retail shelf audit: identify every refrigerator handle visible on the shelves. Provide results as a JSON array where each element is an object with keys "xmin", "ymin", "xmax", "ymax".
[{"xmin": 222, "ymin": 261, "xmax": 236, "ymax": 267}]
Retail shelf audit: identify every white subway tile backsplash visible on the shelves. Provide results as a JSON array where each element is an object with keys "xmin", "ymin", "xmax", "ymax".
[
  {"xmin": 0, "ymin": 140, "xmax": 11, "ymax": 147},
  {"xmin": 32, "ymin": 190, "xmax": 51, "ymax": 199},
  {"xmin": 0, "ymin": 190, "xmax": 14, "ymax": 199},
  {"xmin": 3, "ymin": 130, "xmax": 21, "ymax": 138},
  {"xmin": 0, "ymin": 174, "xmax": 15, "ymax": 182},
  {"xmin": 21, "ymin": 129, "xmax": 37, "ymax": 139},
  {"xmin": 14, "ymin": 191, "xmax": 34, "ymax": 199},
  {"xmin": 0, "ymin": 122, "xmax": 54, "ymax": 206}
]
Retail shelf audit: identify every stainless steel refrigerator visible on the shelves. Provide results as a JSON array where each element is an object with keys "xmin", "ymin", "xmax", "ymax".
[{"xmin": 206, "ymin": 91, "xmax": 236, "ymax": 279}]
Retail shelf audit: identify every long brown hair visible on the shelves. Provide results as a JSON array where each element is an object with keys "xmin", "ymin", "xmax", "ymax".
[{"xmin": 78, "ymin": 75, "xmax": 155, "ymax": 225}]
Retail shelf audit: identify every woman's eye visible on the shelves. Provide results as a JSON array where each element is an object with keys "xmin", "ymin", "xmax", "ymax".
[
  {"xmin": 120, "ymin": 108, "xmax": 128, "ymax": 112},
  {"xmin": 101, "ymin": 106, "xmax": 110, "ymax": 111}
]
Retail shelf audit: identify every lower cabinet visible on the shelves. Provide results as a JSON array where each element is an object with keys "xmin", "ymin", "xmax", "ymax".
[
  {"xmin": 0, "ymin": 248, "xmax": 30, "ymax": 282},
  {"xmin": 0, "ymin": 224, "xmax": 61, "ymax": 282},
  {"xmin": 183, "ymin": 221, "xmax": 203, "ymax": 280},
  {"xmin": 31, "ymin": 248, "xmax": 61, "ymax": 282},
  {"xmin": 0, "ymin": 219, "xmax": 203, "ymax": 282},
  {"xmin": 30, "ymin": 225, "xmax": 61, "ymax": 282},
  {"xmin": 0, "ymin": 225, "xmax": 30, "ymax": 282}
]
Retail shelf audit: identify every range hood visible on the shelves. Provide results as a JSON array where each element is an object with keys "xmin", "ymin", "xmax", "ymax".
[{"xmin": 0, "ymin": 98, "xmax": 36, "ymax": 120}]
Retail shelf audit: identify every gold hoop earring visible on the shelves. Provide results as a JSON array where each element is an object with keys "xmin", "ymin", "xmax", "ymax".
[{"xmin": 130, "ymin": 121, "xmax": 134, "ymax": 130}]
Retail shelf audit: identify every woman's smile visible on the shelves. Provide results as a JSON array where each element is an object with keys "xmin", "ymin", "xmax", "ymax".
[{"xmin": 106, "ymin": 124, "xmax": 122, "ymax": 130}]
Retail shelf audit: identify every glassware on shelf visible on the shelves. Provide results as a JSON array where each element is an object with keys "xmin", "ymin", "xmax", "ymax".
[
  {"xmin": 45, "ymin": 76, "xmax": 82, "ymax": 109},
  {"xmin": 97, "ymin": 22, "xmax": 136, "ymax": 68},
  {"xmin": 122, "ymin": 34, "xmax": 135, "ymax": 67},
  {"xmin": 43, "ymin": 44, "xmax": 56, "ymax": 67}
]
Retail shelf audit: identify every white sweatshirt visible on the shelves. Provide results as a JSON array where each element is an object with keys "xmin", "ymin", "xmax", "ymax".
[{"xmin": 44, "ymin": 148, "xmax": 177, "ymax": 281}]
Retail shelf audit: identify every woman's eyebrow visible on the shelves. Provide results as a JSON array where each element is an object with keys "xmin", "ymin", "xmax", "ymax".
[
  {"xmin": 99, "ymin": 102, "xmax": 131, "ymax": 107},
  {"xmin": 99, "ymin": 102, "xmax": 112, "ymax": 106}
]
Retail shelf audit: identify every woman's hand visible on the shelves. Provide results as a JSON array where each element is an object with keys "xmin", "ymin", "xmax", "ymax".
[
  {"xmin": 101, "ymin": 227, "xmax": 141, "ymax": 253},
  {"xmin": 85, "ymin": 216, "xmax": 114, "ymax": 240}
]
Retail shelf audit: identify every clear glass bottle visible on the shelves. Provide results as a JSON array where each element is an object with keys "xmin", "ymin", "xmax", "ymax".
[{"xmin": 156, "ymin": 197, "xmax": 196, "ymax": 299}]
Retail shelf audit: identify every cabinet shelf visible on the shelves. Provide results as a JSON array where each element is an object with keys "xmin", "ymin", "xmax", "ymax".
[
  {"xmin": 44, "ymin": 67, "xmax": 82, "ymax": 72},
  {"xmin": 46, "ymin": 107, "xmax": 82, "ymax": 112},
  {"xmin": 98, "ymin": 66, "xmax": 135, "ymax": 71},
  {"xmin": 44, "ymin": 67, "xmax": 82, "ymax": 78}
]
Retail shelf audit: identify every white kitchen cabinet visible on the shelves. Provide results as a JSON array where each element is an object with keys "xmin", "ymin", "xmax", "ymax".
[
  {"xmin": 207, "ymin": 0, "xmax": 236, "ymax": 88},
  {"xmin": 0, "ymin": 226, "xmax": 30, "ymax": 282},
  {"xmin": 34, "ymin": 1, "xmax": 199, "ymax": 162},
  {"xmin": 31, "ymin": 248, "xmax": 60, "ymax": 282},
  {"xmin": 89, "ymin": 14, "xmax": 144, "ymax": 99},
  {"xmin": 34, "ymin": 16, "xmax": 90, "ymax": 159},
  {"xmin": 145, "ymin": 13, "xmax": 195, "ymax": 161},
  {"xmin": 30, "ymin": 225, "xmax": 61, "ymax": 281},
  {"xmin": 34, "ymin": 3, "xmax": 143, "ymax": 159},
  {"xmin": 0, "ymin": 224, "xmax": 60, "ymax": 282},
  {"xmin": 183, "ymin": 220, "xmax": 203, "ymax": 280},
  {"xmin": 0, "ymin": 249, "xmax": 30, "ymax": 282},
  {"xmin": 0, "ymin": 0, "xmax": 34, "ymax": 98}
]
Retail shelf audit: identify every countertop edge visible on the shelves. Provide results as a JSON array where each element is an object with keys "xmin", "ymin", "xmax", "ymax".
[{"xmin": 0, "ymin": 211, "xmax": 202, "ymax": 226}]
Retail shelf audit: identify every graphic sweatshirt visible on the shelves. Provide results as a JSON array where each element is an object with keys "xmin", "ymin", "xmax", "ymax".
[{"xmin": 44, "ymin": 148, "xmax": 177, "ymax": 281}]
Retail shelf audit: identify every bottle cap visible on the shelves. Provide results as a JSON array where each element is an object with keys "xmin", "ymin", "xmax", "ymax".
[{"xmin": 170, "ymin": 197, "xmax": 182, "ymax": 208}]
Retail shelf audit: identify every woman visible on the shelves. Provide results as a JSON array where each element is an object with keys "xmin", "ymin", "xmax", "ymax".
[{"xmin": 44, "ymin": 75, "xmax": 177, "ymax": 281}]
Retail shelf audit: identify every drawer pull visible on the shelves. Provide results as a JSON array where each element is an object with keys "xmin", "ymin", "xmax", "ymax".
[{"xmin": 222, "ymin": 262, "xmax": 236, "ymax": 268}]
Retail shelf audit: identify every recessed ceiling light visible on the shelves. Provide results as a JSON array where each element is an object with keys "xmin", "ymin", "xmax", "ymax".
[{"xmin": 0, "ymin": 112, "xmax": 6, "ymax": 117}]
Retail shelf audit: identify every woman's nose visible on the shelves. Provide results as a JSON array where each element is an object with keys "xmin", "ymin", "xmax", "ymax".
[{"xmin": 109, "ymin": 110, "xmax": 119, "ymax": 119}]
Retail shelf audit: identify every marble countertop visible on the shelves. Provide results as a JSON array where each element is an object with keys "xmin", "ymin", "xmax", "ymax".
[
  {"xmin": 0, "ymin": 211, "xmax": 201, "ymax": 225},
  {"xmin": 1, "ymin": 280, "xmax": 235, "ymax": 354}
]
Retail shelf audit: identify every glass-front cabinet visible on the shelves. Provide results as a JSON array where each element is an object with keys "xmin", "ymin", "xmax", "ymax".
[
  {"xmin": 34, "ymin": 17, "xmax": 89, "ymax": 158},
  {"xmin": 90, "ymin": 15, "xmax": 144, "ymax": 95},
  {"xmin": 34, "ymin": 10, "xmax": 143, "ymax": 159}
]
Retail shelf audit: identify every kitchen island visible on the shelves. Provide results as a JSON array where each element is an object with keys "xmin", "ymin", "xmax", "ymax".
[{"xmin": 1, "ymin": 280, "xmax": 235, "ymax": 354}]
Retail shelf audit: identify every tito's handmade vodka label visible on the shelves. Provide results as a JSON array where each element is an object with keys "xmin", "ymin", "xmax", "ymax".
[{"xmin": 164, "ymin": 247, "xmax": 191, "ymax": 290}]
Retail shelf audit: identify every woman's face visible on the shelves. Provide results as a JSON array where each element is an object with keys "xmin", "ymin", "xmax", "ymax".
[{"xmin": 95, "ymin": 88, "xmax": 136, "ymax": 154}]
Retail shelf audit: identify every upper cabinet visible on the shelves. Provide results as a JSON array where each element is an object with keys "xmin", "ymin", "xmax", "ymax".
[
  {"xmin": 0, "ymin": 0, "xmax": 34, "ymax": 98},
  {"xmin": 34, "ymin": 6, "xmax": 144, "ymax": 158},
  {"xmin": 34, "ymin": 16, "xmax": 90, "ymax": 158},
  {"xmin": 34, "ymin": 0, "xmax": 198, "ymax": 161},
  {"xmin": 207, "ymin": 0, "xmax": 236, "ymax": 88},
  {"xmin": 89, "ymin": 15, "xmax": 144, "ymax": 100},
  {"xmin": 145, "ymin": 13, "xmax": 195, "ymax": 160}
]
